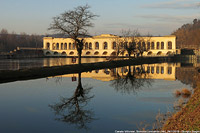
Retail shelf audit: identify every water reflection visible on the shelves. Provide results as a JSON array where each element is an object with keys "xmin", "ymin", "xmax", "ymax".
[
  {"xmin": 0, "ymin": 58, "xmax": 107, "ymax": 70},
  {"xmin": 111, "ymin": 65, "xmax": 153, "ymax": 94},
  {"xmin": 49, "ymin": 72, "xmax": 95, "ymax": 130},
  {"xmin": 0, "ymin": 61, "xmax": 196, "ymax": 132}
]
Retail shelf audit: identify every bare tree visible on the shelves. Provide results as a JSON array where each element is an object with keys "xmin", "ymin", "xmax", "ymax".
[
  {"xmin": 49, "ymin": 72, "xmax": 95, "ymax": 130},
  {"xmin": 120, "ymin": 30, "xmax": 152, "ymax": 58},
  {"xmin": 137, "ymin": 34, "xmax": 152, "ymax": 57},
  {"xmin": 110, "ymin": 65, "xmax": 153, "ymax": 94},
  {"xmin": 48, "ymin": 5, "xmax": 98, "ymax": 65},
  {"xmin": 120, "ymin": 29, "xmax": 141, "ymax": 58},
  {"xmin": 112, "ymin": 36, "xmax": 124, "ymax": 57}
]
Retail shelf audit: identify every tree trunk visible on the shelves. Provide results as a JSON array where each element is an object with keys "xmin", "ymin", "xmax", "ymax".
[{"xmin": 78, "ymin": 51, "xmax": 81, "ymax": 65}]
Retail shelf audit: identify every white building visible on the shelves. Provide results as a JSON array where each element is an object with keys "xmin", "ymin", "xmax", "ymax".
[{"xmin": 43, "ymin": 34, "xmax": 178, "ymax": 57}]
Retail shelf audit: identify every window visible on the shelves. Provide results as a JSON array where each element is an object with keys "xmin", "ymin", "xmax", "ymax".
[
  {"xmin": 52, "ymin": 43, "xmax": 55, "ymax": 50},
  {"xmin": 72, "ymin": 43, "xmax": 75, "ymax": 49},
  {"xmin": 85, "ymin": 42, "xmax": 89, "ymax": 50},
  {"xmin": 61, "ymin": 43, "xmax": 63, "ymax": 50},
  {"xmin": 147, "ymin": 42, "xmax": 150, "ymax": 50},
  {"xmin": 168, "ymin": 67, "xmax": 172, "ymax": 74},
  {"xmin": 161, "ymin": 67, "xmax": 164, "ymax": 74},
  {"xmin": 89, "ymin": 42, "xmax": 92, "ymax": 50},
  {"xmin": 103, "ymin": 42, "xmax": 108, "ymax": 49},
  {"xmin": 137, "ymin": 42, "xmax": 141, "ymax": 48},
  {"xmin": 156, "ymin": 66, "xmax": 159, "ymax": 74},
  {"xmin": 142, "ymin": 42, "xmax": 146, "ymax": 50},
  {"xmin": 147, "ymin": 66, "xmax": 150, "ymax": 73},
  {"xmin": 113, "ymin": 42, "xmax": 116, "ymax": 49},
  {"xmin": 46, "ymin": 42, "xmax": 50, "ymax": 50},
  {"xmin": 151, "ymin": 42, "xmax": 154, "ymax": 49},
  {"xmin": 95, "ymin": 42, "xmax": 99, "ymax": 49},
  {"xmin": 64, "ymin": 43, "xmax": 67, "ymax": 50},
  {"xmin": 69, "ymin": 43, "xmax": 72, "ymax": 50},
  {"xmin": 168, "ymin": 41, "xmax": 172, "ymax": 49},
  {"xmin": 56, "ymin": 43, "xmax": 59, "ymax": 50},
  {"xmin": 151, "ymin": 66, "xmax": 154, "ymax": 74},
  {"xmin": 161, "ymin": 42, "xmax": 164, "ymax": 49},
  {"xmin": 157, "ymin": 42, "xmax": 160, "ymax": 49}
]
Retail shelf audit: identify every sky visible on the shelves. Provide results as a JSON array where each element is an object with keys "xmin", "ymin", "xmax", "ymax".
[{"xmin": 0, "ymin": 0, "xmax": 199, "ymax": 36}]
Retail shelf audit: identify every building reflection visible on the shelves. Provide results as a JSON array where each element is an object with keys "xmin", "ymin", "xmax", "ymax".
[{"xmin": 59, "ymin": 63, "xmax": 180, "ymax": 81}]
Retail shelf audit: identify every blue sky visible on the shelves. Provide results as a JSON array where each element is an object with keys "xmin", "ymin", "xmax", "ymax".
[{"xmin": 0, "ymin": 0, "xmax": 199, "ymax": 35}]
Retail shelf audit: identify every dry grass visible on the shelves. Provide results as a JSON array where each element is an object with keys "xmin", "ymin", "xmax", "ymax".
[{"xmin": 163, "ymin": 88, "xmax": 200, "ymax": 131}]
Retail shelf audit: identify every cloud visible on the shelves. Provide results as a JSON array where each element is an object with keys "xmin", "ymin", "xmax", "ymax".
[
  {"xmin": 143, "ymin": 0, "xmax": 200, "ymax": 9},
  {"xmin": 136, "ymin": 14, "xmax": 199, "ymax": 23}
]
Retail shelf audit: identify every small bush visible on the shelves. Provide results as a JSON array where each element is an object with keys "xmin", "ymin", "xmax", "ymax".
[
  {"xmin": 175, "ymin": 90, "xmax": 181, "ymax": 97},
  {"xmin": 181, "ymin": 88, "xmax": 191, "ymax": 97}
]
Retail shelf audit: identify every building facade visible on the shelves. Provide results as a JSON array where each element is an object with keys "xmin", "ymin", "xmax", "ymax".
[{"xmin": 43, "ymin": 34, "xmax": 177, "ymax": 57}]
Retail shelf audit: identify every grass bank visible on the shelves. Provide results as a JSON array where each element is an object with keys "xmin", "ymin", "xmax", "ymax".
[
  {"xmin": 162, "ymin": 84, "xmax": 200, "ymax": 130},
  {"xmin": 0, "ymin": 57, "xmax": 173, "ymax": 84}
]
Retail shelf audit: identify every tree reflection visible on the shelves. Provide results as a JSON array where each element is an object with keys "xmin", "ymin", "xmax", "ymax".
[
  {"xmin": 49, "ymin": 72, "xmax": 95, "ymax": 130},
  {"xmin": 111, "ymin": 65, "xmax": 153, "ymax": 94}
]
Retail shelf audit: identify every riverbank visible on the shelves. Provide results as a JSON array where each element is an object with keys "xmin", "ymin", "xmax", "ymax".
[
  {"xmin": 162, "ymin": 84, "xmax": 200, "ymax": 130},
  {"xmin": 0, "ymin": 56, "xmax": 174, "ymax": 84}
]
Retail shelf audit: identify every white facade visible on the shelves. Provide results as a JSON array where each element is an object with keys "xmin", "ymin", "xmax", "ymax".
[{"xmin": 43, "ymin": 34, "xmax": 177, "ymax": 57}]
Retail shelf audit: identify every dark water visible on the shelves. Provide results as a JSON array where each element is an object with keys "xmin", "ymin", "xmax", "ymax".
[{"xmin": 0, "ymin": 59, "xmax": 196, "ymax": 133}]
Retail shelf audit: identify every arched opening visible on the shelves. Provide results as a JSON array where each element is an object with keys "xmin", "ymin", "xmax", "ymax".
[
  {"xmin": 157, "ymin": 51, "xmax": 162, "ymax": 55},
  {"xmin": 46, "ymin": 51, "xmax": 51, "ymax": 55},
  {"xmin": 156, "ymin": 42, "xmax": 160, "ymax": 49},
  {"xmin": 72, "ymin": 43, "xmax": 75, "ymax": 50},
  {"xmin": 85, "ymin": 42, "xmax": 89, "ymax": 50},
  {"xmin": 69, "ymin": 43, "xmax": 72, "ymax": 50},
  {"xmin": 147, "ymin": 42, "xmax": 150, "ymax": 50},
  {"xmin": 112, "ymin": 42, "xmax": 116, "ymax": 49},
  {"xmin": 166, "ymin": 51, "xmax": 172, "ymax": 55},
  {"xmin": 64, "ymin": 43, "xmax": 67, "ymax": 50},
  {"xmin": 167, "ymin": 67, "xmax": 172, "ymax": 74},
  {"xmin": 94, "ymin": 51, "xmax": 99, "ymax": 55},
  {"xmin": 56, "ymin": 43, "xmax": 59, "ymax": 50},
  {"xmin": 142, "ymin": 42, "xmax": 146, "ymax": 50},
  {"xmin": 103, "ymin": 51, "xmax": 108, "ymax": 55},
  {"xmin": 103, "ymin": 42, "xmax": 108, "ymax": 49},
  {"xmin": 161, "ymin": 42, "xmax": 164, "ymax": 49},
  {"xmin": 151, "ymin": 42, "xmax": 155, "ymax": 49},
  {"xmin": 156, "ymin": 66, "xmax": 159, "ymax": 74},
  {"xmin": 86, "ymin": 51, "xmax": 91, "ymax": 55},
  {"xmin": 61, "ymin": 43, "xmax": 64, "ymax": 50},
  {"xmin": 46, "ymin": 42, "xmax": 50, "ymax": 50},
  {"xmin": 111, "ymin": 51, "xmax": 117, "ymax": 56},
  {"xmin": 95, "ymin": 42, "xmax": 99, "ymax": 49},
  {"xmin": 161, "ymin": 67, "xmax": 164, "ymax": 74},
  {"xmin": 69, "ymin": 51, "xmax": 74, "ymax": 55},
  {"xmin": 52, "ymin": 43, "xmax": 56, "ymax": 50},
  {"xmin": 54, "ymin": 52, "xmax": 59, "ymax": 55},
  {"xmin": 61, "ymin": 51, "xmax": 67, "ymax": 55},
  {"xmin": 168, "ymin": 41, "xmax": 172, "ymax": 49},
  {"xmin": 147, "ymin": 51, "xmax": 152, "ymax": 55},
  {"xmin": 151, "ymin": 66, "xmax": 154, "ymax": 74},
  {"xmin": 89, "ymin": 42, "xmax": 92, "ymax": 50}
]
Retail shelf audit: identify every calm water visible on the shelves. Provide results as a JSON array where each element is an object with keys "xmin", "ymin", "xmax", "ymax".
[
  {"xmin": 0, "ymin": 59, "xmax": 195, "ymax": 133},
  {"xmin": 0, "ymin": 58, "xmax": 107, "ymax": 70}
]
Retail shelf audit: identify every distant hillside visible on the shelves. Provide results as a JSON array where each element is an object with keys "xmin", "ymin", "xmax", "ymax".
[{"xmin": 172, "ymin": 19, "xmax": 200, "ymax": 49}]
